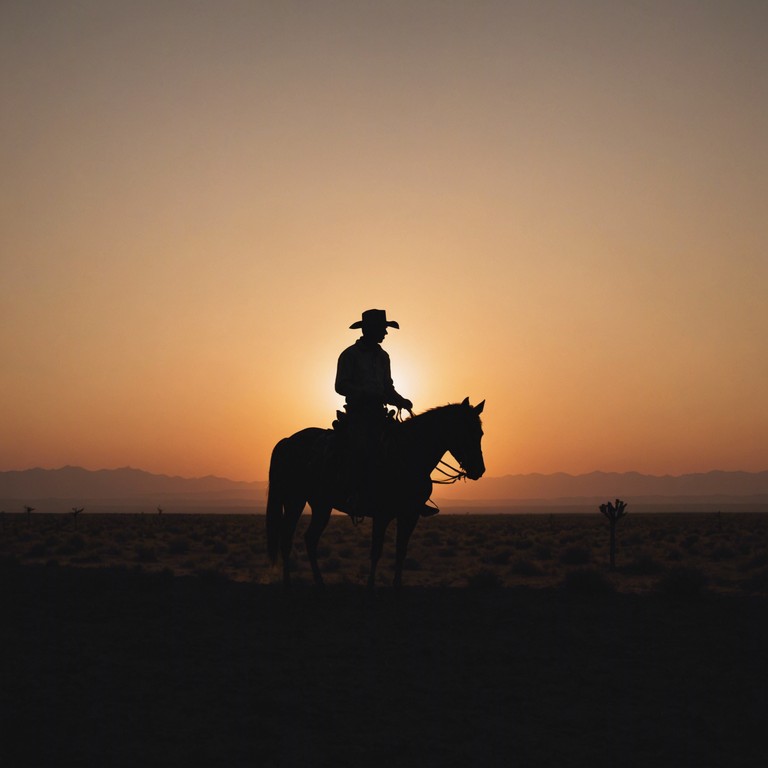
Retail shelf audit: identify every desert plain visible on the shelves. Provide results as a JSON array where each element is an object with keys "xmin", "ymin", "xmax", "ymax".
[{"xmin": 1, "ymin": 510, "xmax": 766, "ymax": 766}]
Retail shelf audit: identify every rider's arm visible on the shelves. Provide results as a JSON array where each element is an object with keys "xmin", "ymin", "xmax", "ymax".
[{"xmin": 379, "ymin": 351, "xmax": 413, "ymax": 410}]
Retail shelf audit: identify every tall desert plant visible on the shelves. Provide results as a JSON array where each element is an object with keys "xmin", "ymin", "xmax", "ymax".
[{"xmin": 599, "ymin": 499, "xmax": 628, "ymax": 571}]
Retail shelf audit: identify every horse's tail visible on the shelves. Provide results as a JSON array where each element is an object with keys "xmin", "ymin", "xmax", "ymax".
[{"xmin": 266, "ymin": 438, "xmax": 288, "ymax": 566}]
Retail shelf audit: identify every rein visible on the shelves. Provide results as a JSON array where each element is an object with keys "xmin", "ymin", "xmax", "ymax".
[
  {"xmin": 396, "ymin": 407, "xmax": 468, "ymax": 484},
  {"xmin": 432, "ymin": 458, "xmax": 467, "ymax": 484}
]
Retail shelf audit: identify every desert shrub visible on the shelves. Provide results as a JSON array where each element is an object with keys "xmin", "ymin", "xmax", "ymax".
[
  {"xmin": 709, "ymin": 545, "xmax": 735, "ymax": 561},
  {"xmin": 561, "ymin": 568, "xmax": 615, "ymax": 595},
  {"xmin": 746, "ymin": 552, "xmax": 768, "ymax": 570},
  {"xmin": 324, "ymin": 557, "xmax": 342, "ymax": 572},
  {"xmin": 622, "ymin": 553, "xmax": 662, "ymax": 575},
  {"xmin": 194, "ymin": 568, "xmax": 229, "ymax": 588},
  {"xmin": 134, "ymin": 545, "xmax": 157, "ymax": 563},
  {"xmin": 338, "ymin": 547, "xmax": 355, "ymax": 559},
  {"xmin": 682, "ymin": 534, "xmax": 699, "ymax": 551},
  {"xmin": 71, "ymin": 554, "xmax": 102, "ymax": 564},
  {"xmin": 403, "ymin": 557, "xmax": 421, "ymax": 571},
  {"xmin": 655, "ymin": 566, "xmax": 708, "ymax": 599},
  {"xmin": 534, "ymin": 543, "xmax": 552, "ymax": 560},
  {"xmin": 742, "ymin": 568, "xmax": 768, "ymax": 594},
  {"xmin": 665, "ymin": 548, "xmax": 683, "ymax": 562},
  {"xmin": 438, "ymin": 547, "xmax": 457, "ymax": 558},
  {"xmin": 510, "ymin": 558, "xmax": 543, "ymax": 577},
  {"xmin": 24, "ymin": 543, "xmax": 48, "ymax": 559},
  {"xmin": 167, "ymin": 537, "xmax": 190, "ymax": 555},
  {"xmin": 559, "ymin": 545, "xmax": 591, "ymax": 566},
  {"xmin": 515, "ymin": 538, "xmax": 533, "ymax": 550},
  {"xmin": 467, "ymin": 568, "xmax": 502, "ymax": 590},
  {"xmin": 488, "ymin": 549, "xmax": 511, "ymax": 565}
]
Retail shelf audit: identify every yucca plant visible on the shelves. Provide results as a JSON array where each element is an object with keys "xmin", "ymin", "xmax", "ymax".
[{"xmin": 599, "ymin": 499, "xmax": 628, "ymax": 571}]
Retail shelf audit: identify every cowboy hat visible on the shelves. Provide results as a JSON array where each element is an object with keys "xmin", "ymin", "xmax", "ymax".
[{"xmin": 349, "ymin": 309, "xmax": 400, "ymax": 329}]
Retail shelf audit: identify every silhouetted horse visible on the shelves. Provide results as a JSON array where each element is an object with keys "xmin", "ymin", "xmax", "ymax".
[{"xmin": 267, "ymin": 398, "xmax": 485, "ymax": 589}]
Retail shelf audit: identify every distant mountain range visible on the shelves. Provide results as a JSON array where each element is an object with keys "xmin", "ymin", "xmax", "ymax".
[
  {"xmin": 1, "ymin": 466, "xmax": 767, "ymax": 510},
  {"xmin": 0, "ymin": 466, "xmax": 266, "ymax": 507}
]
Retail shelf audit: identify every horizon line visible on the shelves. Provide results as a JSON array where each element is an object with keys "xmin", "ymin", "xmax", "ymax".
[{"xmin": 3, "ymin": 464, "xmax": 768, "ymax": 484}]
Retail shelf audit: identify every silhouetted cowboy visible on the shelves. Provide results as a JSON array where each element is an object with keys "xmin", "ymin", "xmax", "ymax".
[{"xmin": 335, "ymin": 309, "xmax": 414, "ymax": 517}]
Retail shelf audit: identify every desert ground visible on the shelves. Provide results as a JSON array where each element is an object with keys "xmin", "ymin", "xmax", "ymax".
[{"xmin": 1, "ymin": 511, "xmax": 767, "ymax": 766}]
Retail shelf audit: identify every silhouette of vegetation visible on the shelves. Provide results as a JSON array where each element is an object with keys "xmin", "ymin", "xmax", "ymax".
[
  {"xmin": 655, "ymin": 565, "xmax": 709, "ymax": 599},
  {"xmin": 0, "ymin": 511, "xmax": 766, "ymax": 595},
  {"xmin": 562, "ymin": 567, "xmax": 615, "ymax": 595},
  {"xmin": 599, "ymin": 498, "xmax": 628, "ymax": 570},
  {"xmin": 71, "ymin": 507, "xmax": 84, "ymax": 528}
]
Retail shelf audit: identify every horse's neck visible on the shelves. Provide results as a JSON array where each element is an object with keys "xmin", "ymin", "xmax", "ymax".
[{"xmin": 399, "ymin": 409, "xmax": 454, "ymax": 475}]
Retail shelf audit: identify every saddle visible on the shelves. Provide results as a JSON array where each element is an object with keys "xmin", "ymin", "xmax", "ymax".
[
  {"xmin": 327, "ymin": 408, "xmax": 399, "ymax": 517},
  {"xmin": 327, "ymin": 409, "xmax": 439, "ymax": 519}
]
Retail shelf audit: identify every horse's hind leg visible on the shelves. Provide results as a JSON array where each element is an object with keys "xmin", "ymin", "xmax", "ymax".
[
  {"xmin": 305, "ymin": 503, "xmax": 332, "ymax": 588},
  {"xmin": 280, "ymin": 498, "xmax": 304, "ymax": 587}
]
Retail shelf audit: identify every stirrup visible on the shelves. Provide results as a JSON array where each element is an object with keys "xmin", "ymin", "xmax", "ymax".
[{"xmin": 421, "ymin": 502, "xmax": 439, "ymax": 517}]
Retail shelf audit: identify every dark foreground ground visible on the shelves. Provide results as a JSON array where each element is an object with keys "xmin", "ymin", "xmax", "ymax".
[{"xmin": 1, "ymin": 558, "xmax": 766, "ymax": 768}]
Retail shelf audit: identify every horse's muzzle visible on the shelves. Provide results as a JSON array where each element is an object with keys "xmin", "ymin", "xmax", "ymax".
[{"xmin": 465, "ymin": 464, "xmax": 485, "ymax": 481}]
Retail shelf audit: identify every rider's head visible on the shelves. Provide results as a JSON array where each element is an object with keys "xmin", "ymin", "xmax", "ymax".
[{"xmin": 350, "ymin": 309, "xmax": 399, "ymax": 343}]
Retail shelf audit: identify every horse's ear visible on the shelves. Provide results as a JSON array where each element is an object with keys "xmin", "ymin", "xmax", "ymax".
[
  {"xmin": 461, "ymin": 397, "xmax": 470, "ymax": 407},
  {"xmin": 474, "ymin": 400, "xmax": 485, "ymax": 414}
]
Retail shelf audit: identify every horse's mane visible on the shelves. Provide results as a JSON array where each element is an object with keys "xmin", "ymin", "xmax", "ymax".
[{"xmin": 402, "ymin": 402, "xmax": 481, "ymax": 431}]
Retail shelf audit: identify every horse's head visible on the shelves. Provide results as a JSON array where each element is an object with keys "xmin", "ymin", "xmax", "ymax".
[{"xmin": 448, "ymin": 397, "xmax": 486, "ymax": 481}]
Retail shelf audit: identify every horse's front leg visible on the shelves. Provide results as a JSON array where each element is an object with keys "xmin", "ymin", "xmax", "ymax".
[
  {"xmin": 393, "ymin": 509, "xmax": 420, "ymax": 591},
  {"xmin": 305, "ymin": 502, "xmax": 332, "ymax": 589},
  {"xmin": 367, "ymin": 514, "xmax": 390, "ymax": 591}
]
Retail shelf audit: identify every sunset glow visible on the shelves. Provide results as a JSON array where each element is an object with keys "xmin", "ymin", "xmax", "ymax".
[{"xmin": 2, "ymin": 1, "xmax": 766, "ymax": 482}]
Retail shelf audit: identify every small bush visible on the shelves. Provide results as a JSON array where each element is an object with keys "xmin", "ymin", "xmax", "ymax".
[
  {"xmin": 510, "ymin": 558, "xmax": 542, "ymax": 577},
  {"xmin": 559, "ymin": 546, "xmax": 591, "ymax": 566},
  {"xmin": 135, "ymin": 545, "xmax": 157, "ymax": 563},
  {"xmin": 746, "ymin": 553, "xmax": 768, "ymax": 570},
  {"xmin": 622, "ymin": 554, "xmax": 662, "ymax": 575},
  {"xmin": 488, "ymin": 550, "xmax": 511, "ymax": 565},
  {"xmin": 655, "ymin": 566, "xmax": 708, "ymax": 599},
  {"xmin": 467, "ymin": 568, "xmax": 503, "ymax": 591},
  {"xmin": 167, "ymin": 537, "xmax": 190, "ymax": 555},
  {"xmin": 710, "ymin": 545, "xmax": 735, "ymax": 561},
  {"xmin": 24, "ymin": 543, "xmax": 48, "ymax": 559},
  {"xmin": 562, "ymin": 568, "xmax": 615, "ymax": 595}
]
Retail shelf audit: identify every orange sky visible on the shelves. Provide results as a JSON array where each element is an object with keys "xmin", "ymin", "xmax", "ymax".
[{"xmin": 2, "ymin": 1, "xmax": 766, "ymax": 482}]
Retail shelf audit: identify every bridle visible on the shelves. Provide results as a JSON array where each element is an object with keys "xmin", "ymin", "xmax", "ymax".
[
  {"xmin": 394, "ymin": 406, "xmax": 471, "ymax": 484},
  {"xmin": 432, "ymin": 458, "xmax": 468, "ymax": 484}
]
